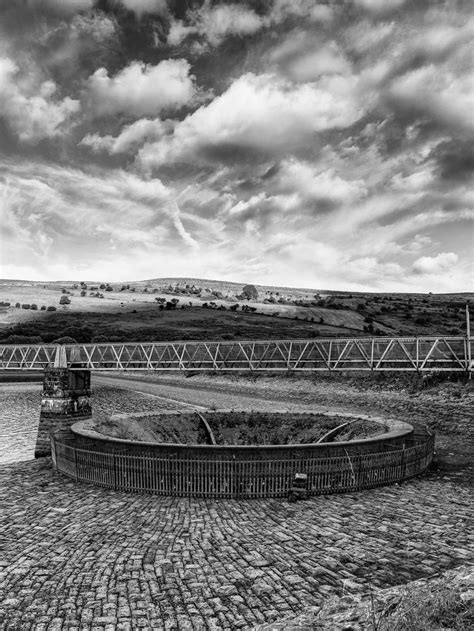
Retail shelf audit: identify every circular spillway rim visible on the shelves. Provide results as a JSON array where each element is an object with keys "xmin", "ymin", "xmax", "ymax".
[{"xmin": 71, "ymin": 410, "xmax": 413, "ymax": 450}]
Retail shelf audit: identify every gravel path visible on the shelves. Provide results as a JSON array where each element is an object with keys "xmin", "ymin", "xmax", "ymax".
[{"xmin": 93, "ymin": 375, "xmax": 320, "ymax": 413}]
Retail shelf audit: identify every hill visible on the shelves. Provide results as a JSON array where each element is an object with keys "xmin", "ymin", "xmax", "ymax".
[{"xmin": 0, "ymin": 278, "xmax": 471, "ymax": 344}]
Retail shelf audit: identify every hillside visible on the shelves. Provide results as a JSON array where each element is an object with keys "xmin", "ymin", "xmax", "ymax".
[{"xmin": 0, "ymin": 278, "xmax": 471, "ymax": 344}]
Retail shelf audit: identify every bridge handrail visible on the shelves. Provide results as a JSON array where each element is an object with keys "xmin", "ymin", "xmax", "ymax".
[{"xmin": 1, "ymin": 336, "xmax": 472, "ymax": 373}]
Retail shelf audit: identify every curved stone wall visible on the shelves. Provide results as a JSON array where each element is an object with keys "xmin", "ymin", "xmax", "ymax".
[{"xmin": 51, "ymin": 410, "xmax": 434, "ymax": 498}]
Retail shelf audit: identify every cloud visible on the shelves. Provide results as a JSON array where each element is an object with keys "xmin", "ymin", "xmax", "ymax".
[
  {"xmin": 137, "ymin": 72, "xmax": 365, "ymax": 169},
  {"xmin": 81, "ymin": 118, "xmax": 170, "ymax": 154},
  {"xmin": 85, "ymin": 59, "xmax": 195, "ymax": 118},
  {"xmin": 0, "ymin": 56, "xmax": 80, "ymax": 142},
  {"xmin": 412, "ymin": 252, "xmax": 459, "ymax": 275},
  {"xmin": 194, "ymin": 3, "xmax": 263, "ymax": 47},
  {"xmin": 1, "ymin": 0, "xmax": 473, "ymax": 292},
  {"xmin": 120, "ymin": 0, "xmax": 167, "ymax": 18},
  {"xmin": 25, "ymin": 0, "xmax": 94, "ymax": 14},
  {"xmin": 354, "ymin": 0, "xmax": 406, "ymax": 15},
  {"xmin": 0, "ymin": 158, "xmax": 208, "ymax": 277},
  {"xmin": 40, "ymin": 12, "xmax": 119, "ymax": 79},
  {"xmin": 167, "ymin": 1, "xmax": 334, "ymax": 48},
  {"xmin": 276, "ymin": 158, "xmax": 367, "ymax": 204},
  {"xmin": 386, "ymin": 64, "xmax": 474, "ymax": 136},
  {"xmin": 269, "ymin": 1, "xmax": 334, "ymax": 24},
  {"xmin": 167, "ymin": 3, "xmax": 263, "ymax": 47},
  {"xmin": 269, "ymin": 33, "xmax": 352, "ymax": 82}
]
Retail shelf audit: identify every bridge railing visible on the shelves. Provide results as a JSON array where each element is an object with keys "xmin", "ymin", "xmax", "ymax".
[{"xmin": 1, "ymin": 337, "xmax": 472, "ymax": 373}]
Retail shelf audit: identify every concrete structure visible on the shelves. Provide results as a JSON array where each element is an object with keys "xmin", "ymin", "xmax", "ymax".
[{"xmin": 35, "ymin": 347, "xmax": 91, "ymax": 457}]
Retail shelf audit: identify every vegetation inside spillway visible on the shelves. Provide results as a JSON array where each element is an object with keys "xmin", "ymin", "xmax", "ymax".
[{"xmin": 92, "ymin": 411, "xmax": 384, "ymax": 446}]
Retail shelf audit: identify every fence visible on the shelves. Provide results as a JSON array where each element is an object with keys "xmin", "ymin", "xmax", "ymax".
[
  {"xmin": 1, "ymin": 336, "xmax": 472, "ymax": 372},
  {"xmin": 51, "ymin": 428, "xmax": 435, "ymax": 499}
]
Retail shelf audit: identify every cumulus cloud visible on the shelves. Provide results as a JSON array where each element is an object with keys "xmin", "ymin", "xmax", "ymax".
[
  {"xmin": 167, "ymin": 1, "xmax": 334, "ymax": 48},
  {"xmin": 85, "ymin": 59, "xmax": 195, "ymax": 118},
  {"xmin": 81, "ymin": 118, "xmax": 170, "ymax": 154},
  {"xmin": 387, "ymin": 64, "xmax": 474, "ymax": 136},
  {"xmin": 276, "ymin": 159, "xmax": 367, "ymax": 204},
  {"xmin": 412, "ymin": 252, "xmax": 459, "ymax": 275},
  {"xmin": 0, "ymin": 56, "xmax": 80, "ymax": 142},
  {"xmin": 269, "ymin": 33, "xmax": 352, "ymax": 82},
  {"xmin": 167, "ymin": 3, "xmax": 263, "ymax": 47},
  {"xmin": 137, "ymin": 72, "xmax": 365, "ymax": 169}
]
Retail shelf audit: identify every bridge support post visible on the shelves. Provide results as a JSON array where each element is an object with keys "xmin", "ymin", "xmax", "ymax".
[{"xmin": 35, "ymin": 347, "xmax": 92, "ymax": 458}]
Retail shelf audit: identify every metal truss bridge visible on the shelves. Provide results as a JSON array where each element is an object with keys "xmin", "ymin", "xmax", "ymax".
[{"xmin": 0, "ymin": 336, "xmax": 472, "ymax": 373}]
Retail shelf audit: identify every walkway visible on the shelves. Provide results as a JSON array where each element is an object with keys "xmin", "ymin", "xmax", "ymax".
[{"xmin": 1, "ymin": 458, "xmax": 472, "ymax": 630}]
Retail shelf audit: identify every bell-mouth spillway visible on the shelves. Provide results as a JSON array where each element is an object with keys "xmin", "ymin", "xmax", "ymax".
[{"xmin": 51, "ymin": 410, "xmax": 434, "ymax": 499}]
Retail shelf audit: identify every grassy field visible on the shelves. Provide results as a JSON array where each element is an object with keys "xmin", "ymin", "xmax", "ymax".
[{"xmin": 0, "ymin": 278, "xmax": 471, "ymax": 343}]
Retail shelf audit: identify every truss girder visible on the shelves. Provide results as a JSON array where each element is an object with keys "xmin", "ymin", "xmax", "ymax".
[{"xmin": 0, "ymin": 337, "xmax": 471, "ymax": 373}]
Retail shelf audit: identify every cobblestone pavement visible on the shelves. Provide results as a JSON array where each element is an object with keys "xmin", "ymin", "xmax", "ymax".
[{"xmin": 1, "ymin": 458, "xmax": 472, "ymax": 630}]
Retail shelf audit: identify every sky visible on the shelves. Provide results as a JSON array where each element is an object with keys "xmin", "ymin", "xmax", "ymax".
[{"xmin": 0, "ymin": 0, "xmax": 473, "ymax": 292}]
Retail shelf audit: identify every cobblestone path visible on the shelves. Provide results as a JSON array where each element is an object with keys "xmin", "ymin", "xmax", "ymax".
[{"xmin": 1, "ymin": 458, "xmax": 472, "ymax": 630}]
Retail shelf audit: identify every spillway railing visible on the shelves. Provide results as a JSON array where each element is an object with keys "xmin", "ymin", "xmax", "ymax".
[{"xmin": 51, "ymin": 427, "xmax": 435, "ymax": 498}]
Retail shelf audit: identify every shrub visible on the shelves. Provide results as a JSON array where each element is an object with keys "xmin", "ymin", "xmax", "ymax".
[
  {"xmin": 47, "ymin": 306, "xmax": 57, "ymax": 311},
  {"xmin": 40, "ymin": 305, "xmax": 46, "ymax": 310},
  {"xmin": 15, "ymin": 302, "xmax": 20, "ymax": 308},
  {"xmin": 31, "ymin": 304, "xmax": 38, "ymax": 310},
  {"xmin": 21, "ymin": 304, "xmax": 31, "ymax": 309},
  {"xmin": 80, "ymin": 290, "xmax": 86, "ymax": 297},
  {"xmin": 59, "ymin": 295, "xmax": 71, "ymax": 305},
  {"xmin": 92, "ymin": 335, "xmax": 108, "ymax": 343}
]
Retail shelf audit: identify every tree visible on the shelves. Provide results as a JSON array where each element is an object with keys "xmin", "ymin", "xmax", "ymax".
[
  {"xmin": 52, "ymin": 336, "xmax": 77, "ymax": 345},
  {"xmin": 59, "ymin": 295, "xmax": 71, "ymax": 305},
  {"xmin": 80, "ymin": 290, "xmax": 86, "ymax": 297},
  {"xmin": 241, "ymin": 284, "xmax": 259, "ymax": 300}
]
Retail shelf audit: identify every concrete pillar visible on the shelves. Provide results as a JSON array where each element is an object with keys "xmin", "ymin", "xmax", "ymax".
[{"xmin": 35, "ymin": 347, "xmax": 92, "ymax": 458}]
